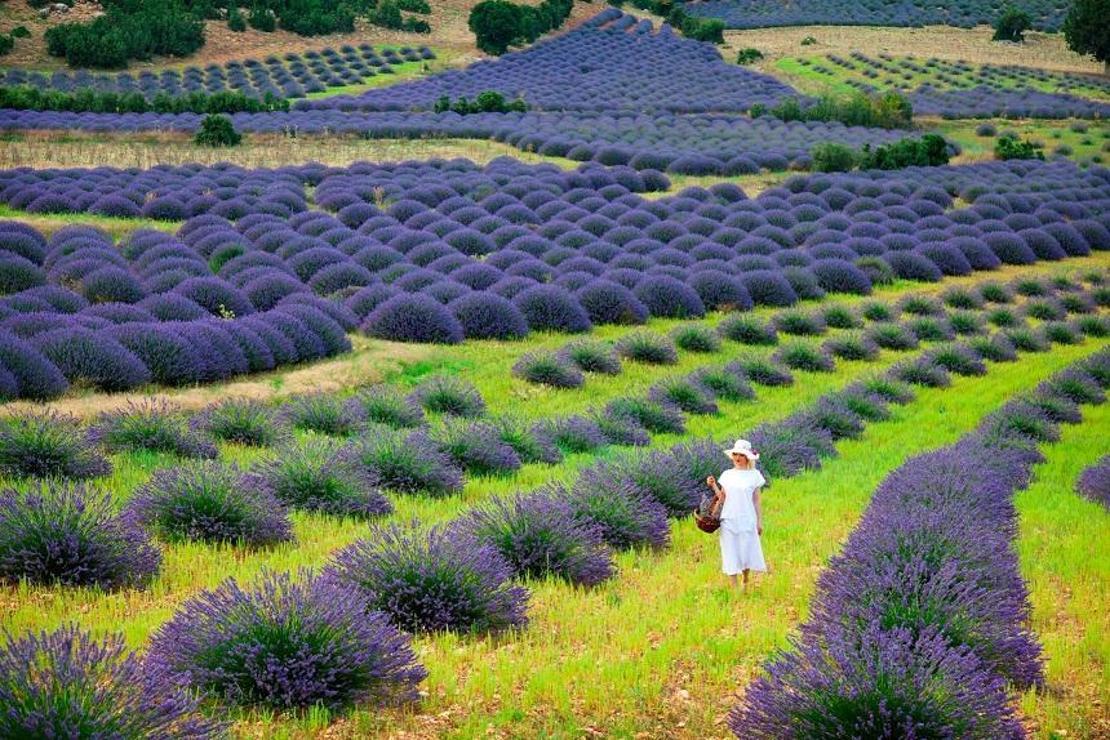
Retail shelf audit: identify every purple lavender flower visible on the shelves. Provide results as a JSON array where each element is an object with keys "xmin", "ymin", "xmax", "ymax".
[
  {"xmin": 1076, "ymin": 456, "xmax": 1109, "ymax": 510},
  {"xmin": 0, "ymin": 625, "xmax": 222, "ymax": 739},
  {"xmin": 324, "ymin": 522, "xmax": 529, "ymax": 634},
  {"xmin": 146, "ymin": 570, "xmax": 426, "ymax": 710},
  {"xmin": 0, "ymin": 482, "xmax": 160, "ymax": 589}
]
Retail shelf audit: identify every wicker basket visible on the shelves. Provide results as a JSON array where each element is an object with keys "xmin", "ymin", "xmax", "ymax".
[{"xmin": 694, "ymin": 511, "xmax": 721, "ymax": 533}]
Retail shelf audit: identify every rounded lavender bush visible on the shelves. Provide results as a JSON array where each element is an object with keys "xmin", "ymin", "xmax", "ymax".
[
  {"xmin": 455, "ymin": 490, "xmax": 615, "ymax": 586},
  {"xmin": 347, "ymin": 428, "xmax": 464, "ymax": 496},
  {"xmin": 191, "ymin": 398, "xmax": 289, "ymax": 447},
  {"xmin": 126, "ymin": 462, "xmax": 293, "ymax": 547},
  {"xmin": 0, "ymin": 483, "xmax": 160, "ymax": 589},
  {"xmin": 0, "ymin": 411, "xmax": 111, "ymax": 480},
  {"xmin": 90, "ymin": 400, "xmax": 217, "ymax": 459},
  {"xmin": 325, "ymin": 522, "xmax": 529, "ymax": 634},
  {"xmin": 146, "ymin": 571, "xmax": 426, "ymax": 711},
  {"xmin": 0, "ymin": 626, "xmax": 221, "ymax": 739},
  {"xmin": 248, "ymin": 439, "xmax": 392, "ymax": 519},
  {"xmin": 1076, "ymin": 455, "xmax": 1109, "ymax": 510},
  {"xmin": 363, "ymin": 293, "xmax": 465, "ymax": 344}
]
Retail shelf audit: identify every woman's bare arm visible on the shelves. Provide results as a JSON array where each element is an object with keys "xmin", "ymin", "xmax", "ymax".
[{"xmin": 754, "ymin": 487, "xmax": 763, "ymax": 534}]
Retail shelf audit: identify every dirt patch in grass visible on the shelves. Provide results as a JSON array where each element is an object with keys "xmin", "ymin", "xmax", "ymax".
[{"xmin": 724, "ymin": 25, "xmax": 1103, "ymax": 76}]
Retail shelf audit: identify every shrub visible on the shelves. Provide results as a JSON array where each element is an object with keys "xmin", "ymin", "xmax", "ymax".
[
  {"xmin": 532, "ymin": 415, "xmax": 607, "ymax": 454},
  {"xmin": 192, "ymin": 398, "xmax": 287, "ymax": 447},
  {"xmin": 995, "ymin": 134, "xmax": 1043, "ymax": 161},
  {"xmin": 248, "ymin": 440, "xmax": 391, "ymax": 518},
  {"xmin": 280, "ymin": 393, "xmax": 365, "ymax": 437},
  {"xmin": 671, "ymin": 324, "xmax": 721, "ymax": 353},
  {"xmin": 859, "ymin": 135, "xmax": 950, "ymax": 170},
  {"xmin": 1043, "ymin": 321, "xmax": 1082, "ymax": 345},
  {"xmin": 0, "ymin": 626, "xmax": 219, "ymax": 738},
  {"xmin": 146, "ymin": 571, "xmax": 425, "ymax": 710},
  {"xmin": 432, "ymin": 419, "xmax": 522, "ymax": 476},
  {"xmin": 0, "ymin": 483, "xmax": 159, "ymax": 589},
  {"xmin": 969, "ymin": 334, "xmax": 1018, "ymax": 363},
  {"xmin": 491, "ymin": 415, "xmax": 563, "ymax": 464},
  {"xmin": 347, "ymin": 429, "xmax": 464, "ymax": 496},
  {"xmin": 776, "ymin": 342, "xmax": 835, "ymax": 373},
  {"xmin": 861, "ymin": 377, "xmax": 916, "ymax": 405},
  {"xmin": 1005, "ymin": 327, "xmax": 1049, "ymax": 352},
  {"xmin": 929, "ymin": 345, "xmax": 988, "ymax": 376},
  {"xmin": 867, "ymin": 323, "xmax": 919, "ymax": 351},
  {"xmin": 1076, "ymin": 456, "xmax": 1109, "ymax": 509},
  {"xmin": 604, "ymin": 397, "xmax": 686, "ymax": 435},
  {"xmin": 1077, "ymin": 315, "xmax": 1110, "ymax": 337},
  {"xmin": 0, "ymin": 329, "xmax": 68, "ymax": 400},
  {"xmin": 593, "ymin": 409, "xmax": 652, "ymax": 447},
  {"xmin": 363, "ymin": 293, "xmax": 464, "ymax": 344},
  {"xmin": 908, "ymin": 317, "xmax": 955, "ymax": 342},
  {"xmin": 861, "ymin": 301, "xmax": 897, "ymax": 322},
  {"xmin": 454, "ymin": 490, "xmax": 614, "ymax": 586},
  {"xmin": 993, "ymin": 5, "xmax": 1032, "ymax": 41},
  {"xmin": 45, "ymin": 0, "xmax": 204, "ymax": 68},
  {"xmin": 615, "ymin": 331, "xmax": 678, "ymax": 364},
  {"xmin": 811, "ymin": 142, "xmax": 857, "ymax": 173},
  {"xmin": 650, "ymin": 376, "xmax": 719, "ymax": 415},
  {"xmin": 1044, "ymin": 369, "xmax": 1106, "ymax": 405},
  {"xmin": 894, "ymin": 358, "xmax": 951, "ymax": 388},
  {"xmin": 634, "ymin": 275, "xmax": 706, "ymax": 319},
  {"xmin": 512, "ymin": 351, "xmax": 584, "ymax": 389},
  {"xmin": 741, "ymin": 270, "xmax": 799, "ymax": 307},
  {"xmin": 127, "ymin": 461, "xmax": 292, "ymax": 546},
  {"xmin": 692, "ymin": 363, "xmax": 755, "ymax": 402},
  {"xmin": 823, "ymin": 305, "xmax": 861, "ymax": 329},
  {"xmin": 349, "ymin": 385, "xmax": 425, "ymax": 429},
  {"xmin": 409, "ymin": 374, "xmax": 485, "ymax": 417},
  {"xmin": 449, "ymin": 292, "xmax": 529, "ymax": 340},
  {"xmin": 90, "ymin": 400, "xmax": 217, "ymax": 459},
  {"xmin": 194, "ymin": 114, "xmax": 241, "ymax": 147},
  {"xmin": 776, "ymin": 310, "xmax": 827, "ymax": 336},
  {"xmin": 1063, "ymin": 0, "xmax": 1110, "ymax": 73},
  {"xmin": 732, "ymin": 624, "xmax": 1024, "ymax": 739},
  {"xmin": 737, "ymin": 357, "xmax": 794, "ymax": 386},
  {"xmin": 824, "ymin": 334, "xmax": 880, "ymax": 361},
  {"xmin": 942, "ymin": 287, "xmax": 984, "ymax": 310},
  {"xmin": 949, "ymin": 311, "xmax": 984, "ymax": 336},
  {"xmin": 558, "ymin": 339, "xmax": 621, "ymax": 375},
  {"xmin": 325, "ymin": 523, "xmax": 528, "ymax": 634},
  {"xmin": 33, "ymin": 327, "xmax": 151, "ymax": 392},
  {"xmin": 978, "ymin": 282, "xmax": 1013, "ymax": 304},
  {"xmin": 575, "ymin": 280, "xmax": 650, "ymax": 325},
  {"xmin": 719, "ymin": 315, "xmax": 778, "ymax": 345},
  {"xmin": 469, "ymin": 0, "xmax": 524, "ymax": 55},
  {"xmin": 513, "ymin": 284, "xmax": 592, "ymax": 333},
  {"xmin": 0, "ymin": 411, "xmax": 110, "ymax": 480},
  {"xmin": 736, "ymin": 47, "xmax": 764, "ymax": 64},
  {"xmin": 810, "ymin": 259, "xmax": 872, "ymax": 295}
]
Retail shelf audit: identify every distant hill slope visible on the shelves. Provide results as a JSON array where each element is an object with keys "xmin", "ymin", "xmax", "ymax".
[{"xmin": 0, "ymin": 0, "xmax": 600, "ymax": 71}]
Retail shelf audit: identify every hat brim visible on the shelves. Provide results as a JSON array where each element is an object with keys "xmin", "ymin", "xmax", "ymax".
[{"xmin": 724, "ymin": 449, "xmax": 760, "ymax": 460}]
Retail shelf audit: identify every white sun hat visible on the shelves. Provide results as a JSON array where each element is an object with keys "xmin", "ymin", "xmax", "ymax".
[{"xmin": 723, "ymin": 438, "xmax": 760, "ymax": 461}]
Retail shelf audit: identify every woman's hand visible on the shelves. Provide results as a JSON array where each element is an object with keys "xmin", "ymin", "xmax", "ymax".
[
  {"xmin": 757, "ymin": 525, "xmax": 763, "ymax": 536},
  {"xmin": 706, "ymin": 475, "xmax": 717, "ymax": 489}
]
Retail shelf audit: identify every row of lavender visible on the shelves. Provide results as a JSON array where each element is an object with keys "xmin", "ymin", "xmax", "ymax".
[
  {"xmin": 730, "ymin": 356, "xmax": 1110, "ymax": 736},
  {"xmin": 679, "ymin": 0, "xmax": 1067, "ymax": 31},
  {"xmin": 1, "ymin": 46, "xmax": 434, "ymax": 101},
  {"xmin": 0, "ymin": 109, "xmax": 910, "ymax": 175},
  {"xmin": 2, "ymin": 159, "xmax": 1108, "ymax": 398},
  {"xmin": 6, "ymin": 317, "xmax": 1098, "ymax": 732}
]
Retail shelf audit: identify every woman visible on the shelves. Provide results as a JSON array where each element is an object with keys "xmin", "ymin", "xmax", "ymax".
[{"xmin": 706, "ymin": 439, "xmax": 766, "ymax": 590}]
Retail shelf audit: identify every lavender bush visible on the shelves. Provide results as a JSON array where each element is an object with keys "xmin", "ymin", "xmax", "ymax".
[
  {"xmin": 325, "ymin": 522, "xmax": 529, "ymax": 634},
  {"xmin": 146, "ymin": 570, "xmax": 426, "ymax": 711},
  {"xmin": 0, "ymin": 411, "xmax": 111, "ymax": 480}
]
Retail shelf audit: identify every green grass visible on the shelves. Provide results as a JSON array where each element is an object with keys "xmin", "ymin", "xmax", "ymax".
[
  {"xmin": 936, "ymin": 118, "xmax": 1109, "ymax": 167},
  {"xmin": 1016, "ymin": 401, "xmax": 1110, "ymax": 739}
]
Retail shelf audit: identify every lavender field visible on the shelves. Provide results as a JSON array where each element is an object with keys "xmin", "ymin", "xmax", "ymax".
[{"xmin": 0, "ymin": 2, "xmax": 1107, "ymax": 738}]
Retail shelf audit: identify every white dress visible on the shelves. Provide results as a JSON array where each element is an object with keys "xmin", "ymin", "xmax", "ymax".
[{"xmin": 717, "ymin": 467, "xmax": 767, "ymax": 575}]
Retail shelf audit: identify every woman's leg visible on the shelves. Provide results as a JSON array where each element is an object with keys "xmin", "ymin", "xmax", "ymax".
[{"xmin": 742, "ymin": 569, "xmax": 750, "ymax": 588}]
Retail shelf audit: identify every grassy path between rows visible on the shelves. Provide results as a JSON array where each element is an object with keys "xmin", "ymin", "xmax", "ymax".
[{"xmin": 1017, "ymin": 401, "xmax": 1110, "ymax": 739}]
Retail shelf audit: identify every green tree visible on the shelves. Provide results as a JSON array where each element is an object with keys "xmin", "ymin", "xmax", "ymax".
[
  {"xmin": 1063, "ymin": 0, "xmax": 1110, "ymax": 75},
  {"xmin": 469, "ymin": 0, "xmax": 522, "ymax": 56},
  {"xmin": 194, "ymin": 114, "xmax": 242, "ymax": 147},
  {"xmin": 993, "ymin": 5, "xmax": 1032, "ymax": 42}
]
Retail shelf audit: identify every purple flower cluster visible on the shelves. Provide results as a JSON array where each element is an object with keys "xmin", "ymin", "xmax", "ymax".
[
  {"xmin": 3, "ymin": 45, "xmax": 433, "ymax": 100},
  {"xmin": 300, "ymin": 11, "xmax": 794, "ymax": 113},
  {"xmin": 1076, "ymin": 455, "xmax": 1110, "ymax": 510},
  {"xmin": 146, "ymin": 570, "xmax": 426, "ymax": 710},
  {"xmin": 911, "ymin": 85, "xmax": 1110, "ymax": 120},
  {"xmin": 324, "ymin": 522, "xmax": 529, "ymax": 633},
  {"xmin": 731, "ymin": 351, "xmax": 1110, "ymax": 737},
  {"xmin": 681, "ymin": 0, "xmax": 1066, "ymax": 31},
  {"xmin": 0, "ymin": 482, "xmax": 160, "ymax": 590},
  {"xmin": 0, "ymin": 625, "xmax": 222, "ymax": 739}
]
